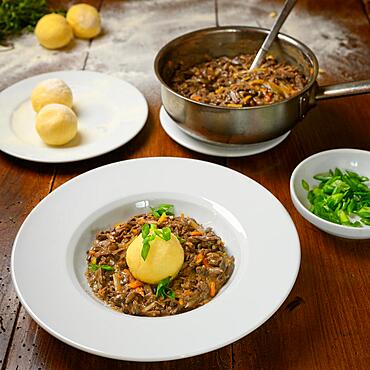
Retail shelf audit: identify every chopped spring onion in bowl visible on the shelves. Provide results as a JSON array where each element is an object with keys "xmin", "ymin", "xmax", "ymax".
[
  {"xmin": 302, "ymin": 168, "xmax": 370, "ymax": 227},
  {"xmin": 290, "ymin": 149, "xmax": 370, "ymax": 239}
]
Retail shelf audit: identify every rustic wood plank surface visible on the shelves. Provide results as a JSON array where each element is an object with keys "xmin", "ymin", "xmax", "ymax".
[{"xmin": 0, "ymin": 0, "xmax": 369, "ymax": 369}]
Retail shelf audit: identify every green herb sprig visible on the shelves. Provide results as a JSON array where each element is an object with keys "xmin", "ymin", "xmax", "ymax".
[
  {"xmin": 150, "ymin": 204, "xmax": 174, "ymax": 219},
  {"xmin": 89, "ymin": 263, "xmax": 114, "ymax": 271},
  {"xmin": 0, "ymin": 0, "xmax": 65, "ymax": 43},
  {"xmin": 156, "ymin": 277, "xmax": 175, "ymax": 299},
  {"xmin": 141, "ymin": 223, "xmax": 156, "ymax": 260},
  {"xmin": 302, "ymin": 168, "xmax": 370, "ymax": 227},
  {"xmin": 141, "ymin": 223, "xmax": 172, "ymax": 260}
]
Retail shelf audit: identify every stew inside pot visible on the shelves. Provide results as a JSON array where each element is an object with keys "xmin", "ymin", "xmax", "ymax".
[{"xmin": 171, "ymin": 53, "xmax": 308, "ymax": 107}]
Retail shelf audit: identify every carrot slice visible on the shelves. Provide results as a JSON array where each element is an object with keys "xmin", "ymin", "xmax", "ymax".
[
  {"xmin": 203, "ymin": 258, "xmax": 210, "ymax": 269},
  {"xmin": 135, "ymin": 287, "xmax": 145, "ymax": 297},
  {"xmin": 209, "ymin": 281, "xmax": 216, "ymax": 297},
  {"xmin": 195, "ymin": 253, "xmax": 204, "ymax": 265},
  {"xmin": 190, "ymin": 231, "xmax": 203, "ymax": 236},
  {"xmin": 158, "ymin": 213, "xmax": 167, "ymax": 224},
  {"xmin": 129, "ymin": 280, "xmax": 143, "ymax": 289},
  {"xmin": 123, "ymin": 268, "xmax": 134, "ymax": 283},
  {"xmin": 191, "ymin": 95, "xmax": 202, "ymax": 102}
]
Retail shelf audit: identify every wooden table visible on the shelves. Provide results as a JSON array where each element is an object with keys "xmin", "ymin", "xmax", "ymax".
[{"xmin": 1, "ymin": 1, "xmax": 369, "ymax": 369}]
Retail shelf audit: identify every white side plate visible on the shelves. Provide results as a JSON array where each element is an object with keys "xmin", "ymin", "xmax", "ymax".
[
  {"xmin": 160, "ymin": 106, "xmax": 290, "ymax": 157},
  {"xmin": 0, "ymin": 71, "xmax": 148, "ymax": 162}
]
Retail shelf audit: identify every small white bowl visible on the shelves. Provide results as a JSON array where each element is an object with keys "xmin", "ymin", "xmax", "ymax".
[{"xmin": 290, "ymin": 148, "xmax": 370, "ymax": 239}]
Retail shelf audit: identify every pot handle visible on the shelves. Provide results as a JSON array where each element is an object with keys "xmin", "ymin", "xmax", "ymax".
[{"xmin": 314, "ymin": 79, "xmax": 370, "ymax": 100}]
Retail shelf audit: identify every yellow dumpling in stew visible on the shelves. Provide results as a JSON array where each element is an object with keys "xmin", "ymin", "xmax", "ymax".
[{"xmin": 126, "ymin": 232, "xmax": 184, "ymax": 284}]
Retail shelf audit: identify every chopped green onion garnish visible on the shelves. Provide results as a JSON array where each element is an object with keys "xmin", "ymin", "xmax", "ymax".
[
  {"xmin": 141, "ymin": 233, "xmax": 155, "ymax": 261},
  {"xmin": 302, "ymin": 168, "xmax": 370, "ymax": 227},
  {"xmin": 140, "ymin": 223, "xmax": 173, "ymax": 261},
  {"xmin": 150, "ymin": 204, "xmax": 175, "ymax": 219},
  {"xmin": 162, "ymin": 227, "xmax": 171, "ymax": 241},
  {"xmin": 156, "ymin": 277, "xmax": 175, "ymax": 299},
  {"xmin": 89, "ymin": 264, "xmax": 114, "ymax": 271},
  {"xmin": 301, "ymin": 179, "xmax": 309, "ymax": 191},
  {"xmin": 141, "ymin": 223, "xmax": 150, "ymax": 238}
]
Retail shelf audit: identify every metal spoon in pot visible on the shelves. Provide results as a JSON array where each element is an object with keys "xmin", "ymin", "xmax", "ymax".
[{"xmin": 249, "ymin": 0, "xmax": 297, "ymax": 70}]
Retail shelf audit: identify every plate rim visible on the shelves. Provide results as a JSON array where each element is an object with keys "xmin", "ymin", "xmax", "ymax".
[
  {"xmin": 11, "ymin": 157, "xmax": 301, "ymax": 361},
  {"xmin": 0, "ymin": 70, "xmax": 148, "ymax": 163}
]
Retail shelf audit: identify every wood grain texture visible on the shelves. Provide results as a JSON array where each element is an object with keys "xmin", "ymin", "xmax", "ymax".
[
  {"xmin": 363, "ymin": 0, "xmax": 370, "ymax": 19},
  {"xmin": 1, "ymin": 1, "xmax": 229, "ymax": 369},
  {"xmin": 0, "ymin": 0, "xmax": 369, "ymax": 369},
  {"xmin": 0, "ymin": 1, "xmax": 100, "ymax": 367},
  {"xmin": 222, "ymin": 1, "xmax": 370, "ymax": 369},
  {"xmin": 227, "ymin": 97, "xmax": 370, "ymax": 370},
  {"xmin": 0, "ymin": 159, "xmax": 55, "ymax": 367}
]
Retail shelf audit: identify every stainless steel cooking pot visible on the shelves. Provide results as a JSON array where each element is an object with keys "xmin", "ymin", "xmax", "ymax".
[{"xmin": 154, "ymin": 26, "xmax": 370, "ymax": 145}]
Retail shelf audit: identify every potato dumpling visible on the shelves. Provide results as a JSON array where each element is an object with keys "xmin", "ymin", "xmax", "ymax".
[
  {"xmin": 66, "ymin": 4, "xmax": 101, "ymax": 39},
  {"xmin": 36, "ymin": 104, "xmax": 78, "ymax": 146},
  {"xmin": 126, "ymin": 233, "xmax": 184, "ymax": 284},
  {"xmin": 31, "ymin": 78, "xmax": 73, "ymax": 113},
  {"xmin": 35, "ymin": 13, "xmax": 73, "ymax": 49}
]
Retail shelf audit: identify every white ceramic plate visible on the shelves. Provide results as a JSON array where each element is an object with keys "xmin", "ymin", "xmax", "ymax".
[
  {"xmin": 0, "ymin": 71, "xmax": 148, "ymax": 163},
  {"xmin": 160, "ymin": 106, "xmax": 290, "ymax": 157},
  {"xmin": 290, "ymin": 148, "xmax": 370, "ymax": 239},
  {"xmin": 12, "ymin": 157, "xmax": 300, "ymax": 361}
]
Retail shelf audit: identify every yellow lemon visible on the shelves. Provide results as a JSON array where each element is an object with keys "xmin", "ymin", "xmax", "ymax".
[
  {"xmin": 126, "ymin": 233, "xmax": 184, "ymax": 284},
  {"xmin": 36, "ymin": 104, "xmax": 78, "ymax": 146},
  {"xmin": 66, "ymin": 4, "xmax": 101, "ymax": 39},
  {"xmin": 35, "ymin": 13, "xmax": 73, "ymax": 49},
  {"xmin": 31, "ymin": 79, "xmax": 73, "ymax": 113}
]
